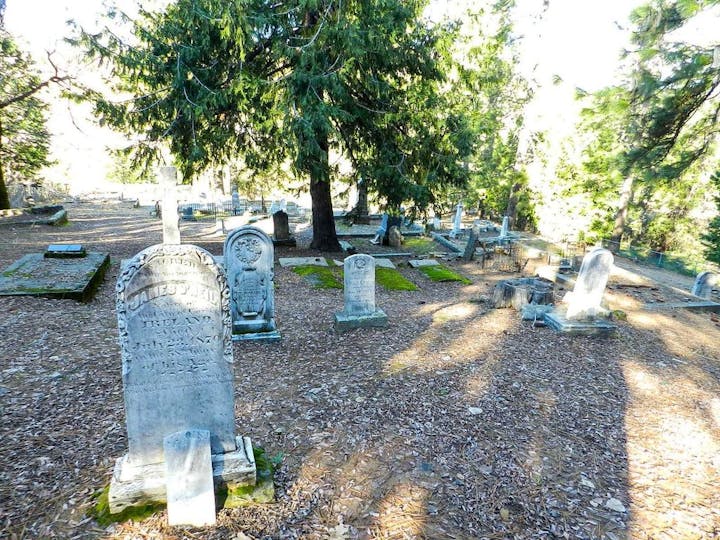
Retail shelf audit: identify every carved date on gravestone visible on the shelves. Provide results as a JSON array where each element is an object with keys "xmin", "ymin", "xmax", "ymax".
[{"xmin": 117, "ymin": 245, "xmax": 235, "ymax": 466}]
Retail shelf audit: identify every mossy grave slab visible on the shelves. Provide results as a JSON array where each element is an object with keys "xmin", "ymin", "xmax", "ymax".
[{"xmin": 0, "ymin": 252, "xmax": 110, "ymax": 301}]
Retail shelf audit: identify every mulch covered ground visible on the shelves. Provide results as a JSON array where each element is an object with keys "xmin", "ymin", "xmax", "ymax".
[{"xmin": 1, "ymin": 201, "xmax": 719, "ymax": 539}]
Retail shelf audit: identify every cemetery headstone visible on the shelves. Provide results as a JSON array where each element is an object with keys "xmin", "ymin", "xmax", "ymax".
[
  {"xmin": 272, "ymin": 210, "xmax": 296, "ymax": 246},
  {"xmin": 232, "ymin": 190, "xmax": 241, "ymax": 215},
  {"xmin": 544, "ymin": 247, "xmax": 617, "ymax": 335},
  {"xmin": 164, "ymin": 429, "xmax": 216, "ymax": 527},
  {"xmin": 224, "ymin": 226, "xmax": 280, "ymax": 341},
  {"xmin": 109, "ymin": 243, "xmax": 256, "ymax": 514},
  {"xmin": 371, "ymin": 214, "xmax": 389, "ymax": 245},
  {"xmin": 691, "ymin": 271, "xmax": 719, "ymax": 299},
  {"xmin": 388, "ymin": 225, "xmax": 403, "ymax": 248},
  {"xmin": 450, "ymin": 202, "xmax": 463, "ymax": 239},
  {"xmin": 335, "ymin": 254, "xmax": 387, "ymax": 331},
  {"xmin": 463, "ymin": 228, "xmax": 478, "ymax": 261},
  {"xmin": 500, "ymin": 216, "xmax": 510, "ymax": 238},
  {"xmin": 159, "ymin": 167, "xmax": 180, "ymax": 244}
]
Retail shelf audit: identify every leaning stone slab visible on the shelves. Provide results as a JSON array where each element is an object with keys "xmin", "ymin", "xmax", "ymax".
[
  {"xmin": 335, "ymin": 254, "xmax": 387, "ymax": 332},
  {"xmin": 691, "ymin": 271, "xmax": 719, "ymax": 299},
  {"xmin": 44, "ymin": 244, "xmax": 86, "ymax": 258},
  {"xmin": 0, "ymin": 252, "xmax": 109, "ymax": 301},
  {"xmin": 408, "ymin": 259, "xmax": 440, "ymax": 268},
  {"xmin": 164, "ymin": 430, "xmax": 216, "ymax": 527},
  {"xmin": 109, "ymin": 243, "xmax": 256, "ymax": 514},
  {"xmin": 278, "ymin": 257, "xmax": 328, "ymax": 267}
]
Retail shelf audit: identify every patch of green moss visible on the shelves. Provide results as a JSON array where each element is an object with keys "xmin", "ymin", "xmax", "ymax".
[
  {"xmin": 292, "ymin": 264, "xmax": 342, "ymax": 288},
  {"xmin": 217, "ymin": 446, "xmax": 279, "ymax": 508},
  {"xmin": 404, "ymin": 236, "xmax": 437, "ymax": 254},
  {"xmin": 88, "ymin": 486, "xmax": 164, "ymax": 527},
  {"xmin": 418, "ymin": 265, "xmax": 471, "ymax": 284},
  {"xmin": 375, "ymin": 267, "xmax": 418, "ymax": 291}
]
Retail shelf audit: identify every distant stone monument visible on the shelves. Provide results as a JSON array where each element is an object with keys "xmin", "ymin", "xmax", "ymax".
[
  {"xmin": 335, "ymin": 254, "xmax": 387, "ymax": 331},
  {"xmin": 545, "ymin": 247, "xmax": 617, "ymax": 335},
  {"xmin": 224, "ymin": 226, "xmax": 280, "ymax": 341},
  {"xmin": 500, "ymin": 216, "xmax": 510, "ymax": 239},
  {"xmin": 450, "ymin": 202, "xmax": 463, "ymax": 239},
  {"xmin": 231, "ymin": 190, "xmax": 241, "ymax": 215},
  {"xmin": 272, "ymin": 210, "xmax": 296, "ymax": 247},
  {"xmin": 109, "ymin": 244, "xmax": 256, "ymax": 518},
  {"xmin": 159, "ymin": 167, "xmax": 180, "ymax": 244},
  {"xmin": 691, "ymin": 271, "xmax": 719, "ymax": 299},
  {"xmin": 388, "ymin": 225, "xmax": 403, "ymax": 248},
  {"xmin": 370, "ymin": 214, "xmax": 389, "ymax": 245}
]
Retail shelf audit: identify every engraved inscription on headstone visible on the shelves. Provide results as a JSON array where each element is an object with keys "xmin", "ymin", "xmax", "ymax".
[
  {"xmin": 344, "ymin": 254, "xmax": 376, "ymax": 315},
  {"xmin": 335, "ymin": 254, "xmax": 387, "ymax": 331},
  {"xmin": 224, "ymin": 226, "xmax": 280, "ymax": 341},
  {"xmin": 117, "ymin": 244, "xmax": 235, "ymax": 465},
  {"xmin": 109, "ymin": 243, "xmax": 257, "ymax": 514}
]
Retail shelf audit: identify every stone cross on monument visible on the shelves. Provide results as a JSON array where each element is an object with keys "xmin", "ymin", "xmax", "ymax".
[{"xmin": 159, "ymin": 167, "xmax": 181, "ymax": 245}]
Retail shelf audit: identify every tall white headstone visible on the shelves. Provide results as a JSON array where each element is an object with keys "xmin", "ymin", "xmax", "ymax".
[
  {"xmin": 450, "ymin": 202, "xmax": 463, "ymax": 238},
  {"xmin": 109, "ymin": 243, "xmax": 256, "ymax": 514},
  {"xmin": 691, "ymin": 271, "xmax": 719, "ymax": 299},
  {"xmin": 334, "ymin": 254, "xmax": 387, "ymax": 331},
  {"xmin": 565, "ymin": 248, "xmax": 614, "ymax": 320},
  {"xmin": 159, "ymin": 167, "xmax": 180, "ymax": 245},
  {"xmin": 224, "ymin": 226, "xmax": 280, "ymax": 341},
  {"xmin": 500, "ymin": 216, "xmax": 510, "ymax": 238}
]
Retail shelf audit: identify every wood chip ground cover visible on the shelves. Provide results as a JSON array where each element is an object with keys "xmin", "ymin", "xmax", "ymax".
[{"xmin": 1, "ymin": 202, "xmax": 719, "ymax": 539}]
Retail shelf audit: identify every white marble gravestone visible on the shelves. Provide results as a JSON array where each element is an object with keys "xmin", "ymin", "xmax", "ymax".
[
  {"xmin": 450, "ymin": 202, "xmax": 463, "ymax": 239},
  {"xmin": 545, "ymin": 247, "xmax": 617, "ymax": 335},
  {"xmin": 691, "ymin": 271, "xmax": 719, "ymax": 299},
  {"xmin": 334, "ymin": 254, "xmax": 387, "ymax": 331},
  {"xmin": 109, "ymin": 243, "xmax": 256, "ymax": 513},
  {"xmin": 159, "ymin": 167, "xmax": 180, "ymax": 245},
  {"xmin": 164, "ymin": 429, "xmax": 216, "ymax": 527},
  {"xmin": 224, "ymin": 226, "xmax": 280, "ymax": 341},
  {"xmin": 500, "ymin": 216, "xmax": 510, "ymax": 238}
]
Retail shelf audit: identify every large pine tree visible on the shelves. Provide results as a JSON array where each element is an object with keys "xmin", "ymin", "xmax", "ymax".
[{"xmin": 74, "ymin": 0, "xmax": 472, "ymax": 250}]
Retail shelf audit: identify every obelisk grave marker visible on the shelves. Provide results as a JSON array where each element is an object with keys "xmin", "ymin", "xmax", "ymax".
[
  {"xmin": 109, "ymin": 243, "xmax": 256, "ymax": 519},
  {"xmin": 159, "ymin": 166, "xmax": 181, "ymax": 245}
]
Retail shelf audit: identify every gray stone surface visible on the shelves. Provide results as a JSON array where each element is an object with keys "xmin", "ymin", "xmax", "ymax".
[
  {"xmin": 388, "ymin": 226, "xmax": 403, "ymax": 248},
  {"xmin": 408, "ymin": 259, "xmax": 440, "ymax": 268},
  {"xmin": 164, "ymin": 430, "xmax": 216, "ymax": 527},
  {"xmin": 565, "ymin": 248, "xmax": 614, "ymax": 320},
  {"xmin": 373, "ymin": 258, "xmax": 396, "ymax": 269},
  {"xmin": 278, "ymin": 257, "xmax": 328, "ymax": 267},
  {"xmin": 691, "ymin": 271, "xmax": 719, "ymax": 299},
  {"xmin": 500, "ymin": 216, "xmax": 510, "ymax": 238},
  {"xmin": 335, "ymin": 254, "xmax": 387, "ymax": 331},
  {"xmin": 450, "ymin": 202, "xmax": 463, "ymax": 239},
  {"xmin": 45, "ymin": 244, "xmax": 86, "ymax": 258},
  {"xmin": 0, "ymin": 251, "xmax": 109, "ymax": 301},
  {"xmin": 159, "ymin": 167, "xmax": 180, "ymax": 245},
  {"xmin": 110, "ymin": 243, "xmax": 256, "ymax": 513},
  {"xmin": 224, "ymin": 226, "xmax": 280, "ymax": 341},
  {"xmin": 544, "ymin": 309, "xmax": 617, "ymax": 336}
]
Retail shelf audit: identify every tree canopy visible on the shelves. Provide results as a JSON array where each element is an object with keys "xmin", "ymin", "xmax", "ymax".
[{"xmin": 73, "ymin": 0, "xmax": 473, "ymax": 250}]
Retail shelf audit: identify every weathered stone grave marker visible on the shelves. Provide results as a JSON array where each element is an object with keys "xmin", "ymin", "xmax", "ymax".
[
  {"xmin": 691, "ymin": 271, "xmax": 719, "ymax": 299},
  {"xmin": 159, "ymin": 166, "xmax": 180, "ymax": 244},
  {"xmin": 545, "ymin": 247, "xmax": 617, "ymax": 335},
  {"xmin": 450, "ymin": 202, "xmax": 463, "ymax": 239},
  {"xmin": 224, "ymin": 226, "xmax": 280, "ymax": 341},
  {"xmin": 109, "ymin": 243, "xmax": 256, "ymax": 518},
  {"xmin": 500, "ymin": 216, "xmax": 510, "ymax": 239},
  {"xmin": 272, "ymin": 210, "xmax": 296, "ymax": 246},
  {"xmin": 335, "ymin": 254, "xmax": 387, "ymax": 331}
]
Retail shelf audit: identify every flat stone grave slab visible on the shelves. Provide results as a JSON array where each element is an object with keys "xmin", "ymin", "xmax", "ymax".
[
  {"xmin": 45, "ymin": 244, "xmax": 86, "ymax": 258},
  {"xmin": 278, "ymin": 257, "xmax": 328, "ymax": 268},
  {"xmin": 0, "ymin": 251, "xmax": 110, "ymax": 301},
  {"xmin": 373, "ymin": 258, "xmax": 396, "ymax": 269},
  {"xmin": 544, "ymin": 310, "xmax": 617, "ymax": 336},
  {"xmin": 408, "ymin": 259, "xmax": 440, "ymax": 268}
]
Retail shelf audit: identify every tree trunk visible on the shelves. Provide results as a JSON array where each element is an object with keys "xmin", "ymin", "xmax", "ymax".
[
  {"xmin": 504, "ymin": 181, "xmax": 521, "ymax": 230},
  {"xmin": 0, "ymin": 116, "xmax": 9, "ymax": 210},
  {"xmin": 309, "ymin": 132, "xmax": 341, "ymax": 251},
  {"xmin": 610, "ymin": 176, "xmax": 634, "ymax": 246}
]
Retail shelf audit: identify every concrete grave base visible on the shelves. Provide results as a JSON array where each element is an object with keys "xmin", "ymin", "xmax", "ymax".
[
  {"xmin": 232, "ymin": 329, "xmax": 282, "ymax": 342},
  {"xmin": 108, "ymin": 436, "xmax": 256, "ymax": 514},
  {"xmin": 334, "ymin": 309, "xmax": 388, "ymax": 332},
  {"xmin": 544, "ymin": 310, "xmax": 617, "ymax": 336},
  {"xmin": 0, "ymin": 252, "xmax": 109, "ymax": 301}
]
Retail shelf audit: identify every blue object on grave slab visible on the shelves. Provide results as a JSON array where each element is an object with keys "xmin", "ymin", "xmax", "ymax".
[{"xmin": 44, "ymin": 244, "xmax": 86, "ymax": 258}]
